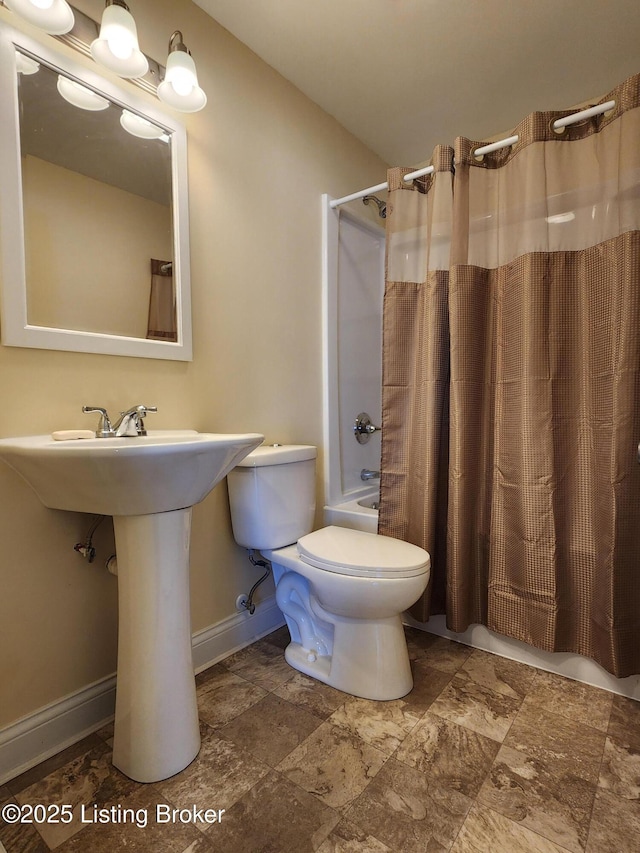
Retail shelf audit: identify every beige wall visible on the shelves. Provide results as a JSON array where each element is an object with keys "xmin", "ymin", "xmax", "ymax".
[
  {"xmin": 24, "ymin": 155, "xmax": 172, "ymax": 337},
  {"xmin": 0, "ymin": 0, "xmax": 387, "ymax": 727}
]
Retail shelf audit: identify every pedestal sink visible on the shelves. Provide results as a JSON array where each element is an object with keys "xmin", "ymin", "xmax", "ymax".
[{"xmin": 0, "ymin": 430, "xmax": 264, "ymax": 782}]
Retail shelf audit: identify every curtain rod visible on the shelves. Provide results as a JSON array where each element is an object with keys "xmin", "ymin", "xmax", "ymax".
[
  {"xmin": 329, "ymin": 165, "xmax": 434, "ymax": 209},
  {"xmin": 330, "ymin": 99, "xmax": 616, "ymax": 210}
]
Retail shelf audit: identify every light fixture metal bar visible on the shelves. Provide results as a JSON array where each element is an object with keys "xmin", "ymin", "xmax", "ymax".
[{"xmin": 0, "ymin": 0, "xmax": 165, "ymax": 95}]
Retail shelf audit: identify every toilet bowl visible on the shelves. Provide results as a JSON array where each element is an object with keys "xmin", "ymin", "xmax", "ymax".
[{"xmin": 227, "ymin": 445, "xmax": 430, "ymax": 700}]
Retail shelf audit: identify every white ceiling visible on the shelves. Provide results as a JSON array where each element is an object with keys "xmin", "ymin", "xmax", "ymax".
[{"xmin": 193, "ymin": 0, "xmax": 640, "ymax": 166}]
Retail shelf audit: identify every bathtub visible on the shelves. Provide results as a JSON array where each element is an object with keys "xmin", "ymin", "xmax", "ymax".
[{"xmin": 323, "ymin": 490, "xmax": 379, "ymax": 534}]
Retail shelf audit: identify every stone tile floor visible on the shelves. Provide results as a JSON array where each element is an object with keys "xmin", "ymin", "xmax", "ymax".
[{"xmin": 1, "ymin": 627, "xmax": 639, "ymax": 852}]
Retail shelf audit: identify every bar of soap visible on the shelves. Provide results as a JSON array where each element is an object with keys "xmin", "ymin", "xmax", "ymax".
[{"xmin": 51, "ymin": 430, "xmax": 96, "ymax": 441}]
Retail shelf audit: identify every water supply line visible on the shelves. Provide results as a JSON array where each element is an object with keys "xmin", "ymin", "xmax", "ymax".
[
  {"xmin": 237, "ymin": 551, "xmax": 272, "ymax": 615},
  {"xmin": 73, "ymin": 514, "xmax": 105, "ymax": 562}
]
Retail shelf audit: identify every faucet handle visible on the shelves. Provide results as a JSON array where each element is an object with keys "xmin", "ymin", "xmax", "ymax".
[
  {"xmin": 136, "ymin": 405, "xmax": 156, "ymax": 436},
  {"xmin": 82, "ymin": 406, "xmax": 114, "ymax": 438},
  {"xmin": 119, "ymin": 405, "xmax": 157, "ymax": 436},
  {"xmin": 353, "ymin": 412, "xmax": 381, "ymax": 445}
]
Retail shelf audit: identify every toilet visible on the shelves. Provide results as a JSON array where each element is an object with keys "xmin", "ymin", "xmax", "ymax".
[{"xmin": 227, "ymin": 444, "xmax": 430, "ymax": 700}]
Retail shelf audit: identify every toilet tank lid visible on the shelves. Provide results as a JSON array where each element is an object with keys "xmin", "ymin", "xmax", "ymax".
[
  {"xmin": 298, "ymin": 526, "xmax": 430, "ymax": 576},
  {"xmin": 234, "ymin": 444, "xmax": 317, "ymax": 467}
]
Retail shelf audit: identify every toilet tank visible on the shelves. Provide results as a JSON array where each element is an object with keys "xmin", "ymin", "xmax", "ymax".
[{"xmin": 227, "ymin": 444, "xmax": 317, "ymax": 550}]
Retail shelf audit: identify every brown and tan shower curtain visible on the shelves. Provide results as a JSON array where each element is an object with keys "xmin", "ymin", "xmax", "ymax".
[
  {"xmin": 379, "ymin": 73, "xmax": 640, "ymax": 676},
  {"xmin": 379, "ymin": 148, "xmax": 454, "ymax": 619}
]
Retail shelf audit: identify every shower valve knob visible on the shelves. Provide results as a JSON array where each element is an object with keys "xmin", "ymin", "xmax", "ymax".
[{"xmin": 353, "ymin": 412, "xmax": 381, "ymax": 444}]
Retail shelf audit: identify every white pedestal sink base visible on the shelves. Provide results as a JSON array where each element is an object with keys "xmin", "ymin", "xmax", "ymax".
[
  {"xmin": 0, "ymin": 430, "xmax": 266, "ymax": 782},
  {"xmin": 111, "ymin": 508, "xmax": 200, "ymax": 783}
]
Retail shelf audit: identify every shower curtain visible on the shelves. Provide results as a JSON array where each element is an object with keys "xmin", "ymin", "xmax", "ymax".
[
  {"xmin": 379, "ymin": 149, "xmax": 454, "ymax": 619},
  {"xmin": 379, "ymin": 72, "xmax": 640, "ymax": 677}
]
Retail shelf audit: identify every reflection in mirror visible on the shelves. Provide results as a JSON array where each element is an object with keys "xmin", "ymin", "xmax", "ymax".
[
  {"xmin": 19, "ymin": 53, "xmax": 174, "ymax": 339},
  {"xmin": 0, "ymin": 25, "xmax": 192, "ymax": 360}
]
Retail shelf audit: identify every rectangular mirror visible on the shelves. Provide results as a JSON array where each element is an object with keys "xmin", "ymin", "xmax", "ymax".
[{"xmin": 0, "ymin": 25, "xmax": 192, "ymax": 360}]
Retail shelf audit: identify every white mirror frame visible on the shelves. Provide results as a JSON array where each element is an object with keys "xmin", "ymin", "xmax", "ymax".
[{"xmin": 0, "ymin": 24, "xmax": 193, "ymax": 361}]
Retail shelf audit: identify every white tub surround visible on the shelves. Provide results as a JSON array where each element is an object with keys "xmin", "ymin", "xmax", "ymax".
[{"xmin": 322, "ymin": 194, "xmax": 384, "ymax": 526}]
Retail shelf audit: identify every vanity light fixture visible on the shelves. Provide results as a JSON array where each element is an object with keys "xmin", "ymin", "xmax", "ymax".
[
  {"xmin": 4, "ymin": 0, "xmax": 74, "ymax": 34},
  {"xmin": 4, "ymin": 1, "xmax": 208, "ymax": 111},
  {"xmin": 120, "ymin": 108, "xmax": 166, "ymax": 139},
  {"xmin": 157, "ymin": 30, "xmax": 206, "ymax": 113},
  {"xmin": 90, "ymin": 0, "xmax": 148, "ymax": 79},
  {"xmin": 57, "ymin": 75, "xmax": 109, "ymax": 110}
]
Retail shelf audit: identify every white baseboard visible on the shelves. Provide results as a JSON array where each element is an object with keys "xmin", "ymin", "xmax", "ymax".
[
  {"xmin": 406, "ymin": 614, "xmax": 640, "ymax": 701},
  {"xmin": 191, "ymin": 594, "xmax": 284, "ymax": 674},
  {"xmin": 0, "ymin": 596, "xmax": 284, "ymax": 786},
  {"xmin": 0, "ymin": 677, "xmax": 117, "ymax": 787}
]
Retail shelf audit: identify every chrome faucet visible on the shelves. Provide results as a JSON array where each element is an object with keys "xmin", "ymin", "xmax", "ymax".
[
  {"xmin": 82, "ymin": 405, "xmax": 157, "ymax": 437},
  {"xmin": 114, "ymin": 405, "xmax": 158, "ymax": 437}
]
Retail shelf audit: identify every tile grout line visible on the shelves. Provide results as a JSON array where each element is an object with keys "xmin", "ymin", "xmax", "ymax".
[{"xmin": 582, "ymin": 701, "xmax": 615, "ymax": 853}]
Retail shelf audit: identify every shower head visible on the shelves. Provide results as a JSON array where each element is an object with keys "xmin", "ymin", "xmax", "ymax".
[{"xmin": 362, "ymin": 194, "xmax": 387, "ymax": 219}]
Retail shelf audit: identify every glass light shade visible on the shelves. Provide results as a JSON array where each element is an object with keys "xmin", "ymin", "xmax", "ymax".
[
  {"xmin": 57, "ymin": 75, "xmax": 110, "ymax": 111},
  {"xmin": 90, "ymin": 3, "xmax": 149, "ymax": 78},
  {"xmin": 5, "ymin": 0, "xmax": 74, "ymax": 34},
  {"xmin": 15, "ymin": 52, "xmax": 40, "ymax": 75},
  {"xmin": 120, "ymin": 109, "xmax": 166, "ymax": 139},
  {"xmin": 157, "ymin": 50, "xmax": 206, "ymax": 113}
]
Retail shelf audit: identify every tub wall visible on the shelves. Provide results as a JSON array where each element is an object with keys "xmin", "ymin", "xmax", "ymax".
[{"xmin": 323, "ymin": 201, "xmax": 385, "ymax": 510}]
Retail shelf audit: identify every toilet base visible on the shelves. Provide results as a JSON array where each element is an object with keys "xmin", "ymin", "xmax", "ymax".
[{"xmin": 284, "ymin": 614, "xmax": 413, "ymax": 701}]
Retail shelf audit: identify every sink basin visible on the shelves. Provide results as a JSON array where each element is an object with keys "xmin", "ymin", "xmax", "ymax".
[
  {"xmin": 0, "ymin": 430, "xmax": 264, "ymax": 516},
  {"xmin": 0, "ymin": 428, "xmax": 264, "ymax": 783}
]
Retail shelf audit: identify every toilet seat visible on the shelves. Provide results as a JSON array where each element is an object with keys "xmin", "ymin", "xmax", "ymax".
[{"xmin": 297, "ymin": 525, "xmax": 429, "ymax": 579}]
